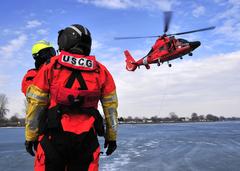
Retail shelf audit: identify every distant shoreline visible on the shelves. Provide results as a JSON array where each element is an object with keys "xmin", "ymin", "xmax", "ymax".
[
  {"xmin": 1, "ymin": 120, "xmax": 239, "ymax": 128},
  {"xmin": 118, "ymin": 120, "xmax": 240, "ymax": 125}
]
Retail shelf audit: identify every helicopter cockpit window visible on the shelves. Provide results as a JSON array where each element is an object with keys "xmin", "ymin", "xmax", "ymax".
[{"xmin": 178, "ymin": 39, "xmax": 188, "ymax": 43}]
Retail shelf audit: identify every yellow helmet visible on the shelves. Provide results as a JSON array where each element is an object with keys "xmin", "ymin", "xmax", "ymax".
[{"xmin": 32, "ymin": 40, "xmax": 53, "ymax": 55}]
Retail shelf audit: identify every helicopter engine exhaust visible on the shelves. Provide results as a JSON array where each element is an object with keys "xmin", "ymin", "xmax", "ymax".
[{"xmin": 124, "ymin": 50, "xmax": 137, "ymax": 71}]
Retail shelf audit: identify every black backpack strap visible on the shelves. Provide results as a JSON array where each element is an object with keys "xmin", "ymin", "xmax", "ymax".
[
  {"xmin": 65, "ymin": 71, "xmax": 76, "ymax": 88},
  {"xmin": 65, "ymin": 70, "xmax": 88, "ymax": 90},
  {"xmin": 76, "ymin": 71, "xmax": 87, "ymax": 90}
]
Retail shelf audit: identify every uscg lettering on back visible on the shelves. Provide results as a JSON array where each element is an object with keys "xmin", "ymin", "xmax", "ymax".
[{"xmin": 61, "ymin": 55, "xmax": 93, "ymax": 69}]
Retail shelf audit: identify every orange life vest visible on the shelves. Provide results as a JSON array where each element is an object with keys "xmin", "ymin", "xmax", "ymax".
[{"xmin": 37, "ymin": 51, "xmax": 105, "ymax": 135}]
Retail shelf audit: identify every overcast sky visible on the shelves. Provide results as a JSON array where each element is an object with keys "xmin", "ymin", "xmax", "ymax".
[{"xmin": 0, "ymin": 0, "xmax": 239, "ymax": 118}]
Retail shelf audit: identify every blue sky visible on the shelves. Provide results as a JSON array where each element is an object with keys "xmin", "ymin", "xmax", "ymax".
[{"xmin": 0, "ymin": 0, "xmax": 239, "ymax": 118}]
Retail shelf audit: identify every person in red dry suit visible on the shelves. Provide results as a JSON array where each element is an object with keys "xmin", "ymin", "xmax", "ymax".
[
  {"xmin": 21, "ymin": 40, "xmax": 56, "ymax": 95},
  {"xmin": 25, "ymin": 24, "xmax": 118, "ymax": 171}
]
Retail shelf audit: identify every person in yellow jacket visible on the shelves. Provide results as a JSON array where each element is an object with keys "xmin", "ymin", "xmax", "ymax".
[
  {"xmin": 21, "ymin": 40, "xmax": 56, "ymax": 95},
  {"xmin": 25, "ymin": 24, "xmax": 118, "ymax": 171},
  {"xmin": 22, "ymin": 40, "xmax": 56, "ymax": 157}
]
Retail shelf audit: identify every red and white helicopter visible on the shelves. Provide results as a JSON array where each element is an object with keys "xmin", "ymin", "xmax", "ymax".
[{"xmin": 115, "ymin": 12, "xmax": 215, "ymax": 71}]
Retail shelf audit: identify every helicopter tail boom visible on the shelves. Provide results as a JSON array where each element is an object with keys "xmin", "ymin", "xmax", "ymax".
[{"xmin": 124, "ymin": 50, "xmax": 137, "ymax": 71}]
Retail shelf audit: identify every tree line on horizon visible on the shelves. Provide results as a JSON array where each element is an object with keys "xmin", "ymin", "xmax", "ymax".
[
  {"xmin": 0, "ymin": 94, "xmax": 24, "ymax": 126},
  {"xmin": 0, "ymin": 93, "xmax": 239, "ymax": 127},
  {"xmin": 119, "ymin": 112, "xmax": 240, "ymax": 123}
]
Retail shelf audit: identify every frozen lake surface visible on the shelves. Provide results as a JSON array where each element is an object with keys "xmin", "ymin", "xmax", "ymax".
[{"xmin": 0, "ymin": 121, "xmax": 240, "ymax": 171}]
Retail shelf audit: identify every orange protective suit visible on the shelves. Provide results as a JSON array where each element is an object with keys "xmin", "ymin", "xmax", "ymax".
[{"xmin": 26, "ymin": 51, "xmax": 118, "ymax": 171}]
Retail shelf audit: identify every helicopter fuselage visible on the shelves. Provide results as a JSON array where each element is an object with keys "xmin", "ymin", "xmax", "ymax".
[
  {"xmin": 125, "ymin": 36, "xmax": 201, "ymax": 70},
  {"xmin": 121, "ymin": 11, "xmax": 213, "ymax": 71}
]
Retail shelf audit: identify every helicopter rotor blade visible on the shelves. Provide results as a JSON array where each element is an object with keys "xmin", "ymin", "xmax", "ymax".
[
  {"xmin": 114, "ymin": 35, "xmax": 160, "ymax": 40},
  {"xmin": 164, "ymin": 11, "xmax": 172, "ymax": 33},
  {"xmin": 167, "ymin": 26, "xmax": 216, "ymax": 36},
  {"xmin": 114, "ymin": 11, "xmax": 173, "ymax": 40}
]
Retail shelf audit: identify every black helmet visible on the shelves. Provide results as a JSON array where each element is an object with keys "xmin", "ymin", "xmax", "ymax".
[{"xmin": 58, "ymin": 24, "xmax": 92, "ymax": 55}]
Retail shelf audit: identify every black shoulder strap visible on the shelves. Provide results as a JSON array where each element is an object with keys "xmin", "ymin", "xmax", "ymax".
[
  {"xmin": 26, "ymin": 77, "xmax": 34, "ymax": 81},
  {"xmin": 76, "ymin": 71, "xmax": 88, "ymax": 90},
  {"xmin": 65, "ymin": 70, "xmax": 88, "ymax": 90}
]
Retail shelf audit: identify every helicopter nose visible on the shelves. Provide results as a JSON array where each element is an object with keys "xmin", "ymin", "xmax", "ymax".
[{"xmin": 189, "ymin": 41, "xmax": 201, "ymax": 49}]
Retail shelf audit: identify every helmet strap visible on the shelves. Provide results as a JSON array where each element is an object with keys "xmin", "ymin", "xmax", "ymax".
[{"xmin": 68, "ymin": 45, "xmax": 85, "ymax": 55}]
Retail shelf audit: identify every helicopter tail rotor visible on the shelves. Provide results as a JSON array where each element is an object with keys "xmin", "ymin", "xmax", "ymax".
[{"xmin": 124, "ymin": 50, "xmax": 137, "ymax": 71}]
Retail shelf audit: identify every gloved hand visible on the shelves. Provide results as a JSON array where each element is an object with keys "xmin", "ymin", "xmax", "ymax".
[
  {"xmin": 25, "ymin": 140, "xmax": 38, "ymax": 156},
  {"xmin": 104, "ymin": 140, "xmax": 117, "ymax": 156}
]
